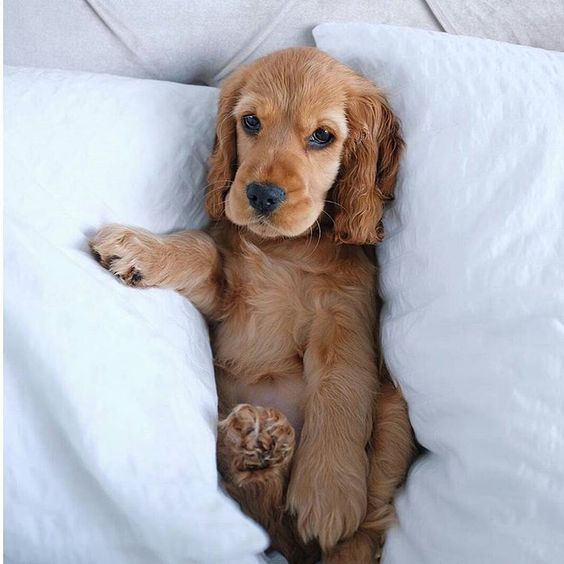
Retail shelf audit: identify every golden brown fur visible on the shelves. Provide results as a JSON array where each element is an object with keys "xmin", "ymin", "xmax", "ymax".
[{"xmin": 90, "ymin": 48, "xmax": 416, "ymax": 563}]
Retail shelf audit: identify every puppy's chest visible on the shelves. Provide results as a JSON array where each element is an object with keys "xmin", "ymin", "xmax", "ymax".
[{"xmin": 212, "ymin": 250, "xmax": 316, "ymax": 378}]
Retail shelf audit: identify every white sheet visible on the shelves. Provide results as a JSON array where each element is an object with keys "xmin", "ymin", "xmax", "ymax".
[
  {"xmin": 314, "ymin": 24, "xmax": 564, "ymax": 564},
  {"xmin": 4, "ymin": 66, "xmax": 267, "ymax": 564}
]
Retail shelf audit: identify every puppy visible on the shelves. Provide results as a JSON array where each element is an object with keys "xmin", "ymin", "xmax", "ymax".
[{"xmin": 91, "ymin": 48, "xmax": 415, "ymax": 563}]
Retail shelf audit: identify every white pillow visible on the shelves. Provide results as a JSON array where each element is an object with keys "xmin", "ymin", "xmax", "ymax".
[
  {"xmin": 314, "ymin": 25, "xmax": 564, "ymax": 564},
  {"xmin": 4, "ymin": 66, "xmax": 267, "ymax": 564}
]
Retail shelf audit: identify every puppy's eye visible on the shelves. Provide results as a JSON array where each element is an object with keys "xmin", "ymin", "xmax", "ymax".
[
  {"xmin": 242, "ymin": 115, "xmax": 261, "ymax": 134},
  {"xmin": 308, "ymin": 128, "xmax": 334, "ymax": 148}
]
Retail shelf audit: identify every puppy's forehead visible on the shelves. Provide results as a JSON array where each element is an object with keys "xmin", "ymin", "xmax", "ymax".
[{"xmin": 236, "ymin": 52, "xmax": 349, "ymax": 126}]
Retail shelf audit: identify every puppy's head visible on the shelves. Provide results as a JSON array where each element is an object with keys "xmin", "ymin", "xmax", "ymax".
[{"xmin": 206, "ymin": 48, "xmax": 403, "ymax": 244}]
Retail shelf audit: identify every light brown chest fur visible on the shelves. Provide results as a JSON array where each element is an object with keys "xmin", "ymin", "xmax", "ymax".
[{"xmin": 210, "ymin": 223, "xmax": 376, "ymax": 431}]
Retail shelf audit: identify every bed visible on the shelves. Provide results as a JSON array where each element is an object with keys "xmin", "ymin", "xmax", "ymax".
[{"xmin": 5, "ymin": 2, "xmax": 564, "ymax": 563}]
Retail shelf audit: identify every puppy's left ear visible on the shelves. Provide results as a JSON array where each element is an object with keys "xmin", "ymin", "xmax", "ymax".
[{"xmin": 333, "ymin": 80, "xmax": 404, "ymax": 245}]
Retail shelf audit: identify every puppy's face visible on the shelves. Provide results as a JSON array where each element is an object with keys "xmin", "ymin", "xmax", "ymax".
[
  {"xmin": 225, "ymin": 74, "xmax": 348, "ymax": 238},
  {"xmin": 207, "ymin": 48, "xmax": 404, "ymax": 244}
]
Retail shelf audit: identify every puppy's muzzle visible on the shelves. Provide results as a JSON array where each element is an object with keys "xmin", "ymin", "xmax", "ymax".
[{"xmin": 246, "ymin": 182, "xmax": 286, "ymax": 215}]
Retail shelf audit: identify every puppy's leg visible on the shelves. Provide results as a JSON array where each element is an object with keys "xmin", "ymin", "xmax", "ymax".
[
  {"xmin": 286, "ymin": 306, "xmax": 376, "ymax": 551},
  {"xmin": 90, "ymin": 224, "xmax": 222, "ymax": 318},
  {"xmin": 324, "ymin": 380, "xmax": 416, "ymax": 563},
  {"xmin": 218, "ymin": 404, "xmax": 319, "ymax": 564}
]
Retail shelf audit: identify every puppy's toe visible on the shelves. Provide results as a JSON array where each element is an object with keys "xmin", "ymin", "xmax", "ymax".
[
  {"xmin": 107, "ymin": 257, "xmax": 145, "ymax": 287},
  {"xmin": 89, "ymin": 225, "xmax": 156, "ymax": 287}
]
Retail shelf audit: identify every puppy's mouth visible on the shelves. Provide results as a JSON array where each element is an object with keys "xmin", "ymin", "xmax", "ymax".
[
  {"xmin": 246, "ymin": 216, "xmax": 283, "ymax": 238},
  {"xmin": 247, "ymin": 214, "xmax": 323, "ymax": 240},
  {"xmin": 224, "ymin": 190, "xmax": 320, "ymax": 239},
  {"xmin": 227, "ymin": 202, "xmax": 284, "ymax": 238},
  {"xmin": 224, "ymin": 190, "xmax": 275, "ymax": 231}
]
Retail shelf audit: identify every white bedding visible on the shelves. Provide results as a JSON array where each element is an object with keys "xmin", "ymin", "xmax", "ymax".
[
  {"xmin": 4, "ymin": 66, "xmax": 267, "ymax": 564},
  {"xmin": 6, "ymin": 24, "xmax": 564, "ymax": 564},
  {"xmin": 315, "ymin": 24, "xmax": 564, "ymax": 564}
]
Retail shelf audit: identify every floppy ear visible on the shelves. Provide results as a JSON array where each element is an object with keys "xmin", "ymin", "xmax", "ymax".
[
  {"xmin": 206, "ymin": 71, "xmax": 245, "ymax": 220},
  {"xmin": 332, "ymin": 81, "xmax": 404, "ymax": 245}
]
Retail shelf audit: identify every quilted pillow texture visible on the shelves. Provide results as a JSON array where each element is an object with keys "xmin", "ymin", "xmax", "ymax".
[
  {"xmin": 314, "ymin": 24, "xmax": 564, "ymax": 564},
  {"xmin": 4, "ymin": 67, "xmax": 268, "ymax": 564}
]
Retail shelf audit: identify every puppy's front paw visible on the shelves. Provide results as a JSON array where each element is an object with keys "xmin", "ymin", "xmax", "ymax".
[
  {"xmin": 89, "ymin": 224, "xmax": 162, "ymax": 287},
  {"xmin": 219, "ymin": 404, "xmax": 295, "ymax": 486},
  {"xmin": 287, "ymin": 448, "xmax": 368, "ymax": 550}
]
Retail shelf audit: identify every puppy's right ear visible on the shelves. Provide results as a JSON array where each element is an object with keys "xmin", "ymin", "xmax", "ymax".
[{"xmin": 206, "ymin": 71, "xmax": 245, "ymax": 220}]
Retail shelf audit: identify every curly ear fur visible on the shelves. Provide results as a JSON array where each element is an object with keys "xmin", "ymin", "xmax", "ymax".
[
  {"xmin": 332, "ymin": 80, "xmax": 404, "ymax": 245},
  {"xmin": 206, "ymin": 71, "xmax": 245, "ymax": 220}
]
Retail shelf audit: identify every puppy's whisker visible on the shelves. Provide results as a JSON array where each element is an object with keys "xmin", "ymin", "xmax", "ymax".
[
  {"xmin": 324, "ymin": 199, "xmax": 345, "ymax": 211},
  {"xmin": 206, "ymin": 181, "xmax": 233, "ymax": 193},
  {"xmin": 303, "ymin": 220, "xmax": 322, "ymax": 260},
  {"xmin": 197, "ymin": 181, "xmax": 234, "ymax": 204},
  {"xmin": 320, "ymin": 209, "xmax": 336, "ymax": 229},
  {"xmin": 304, "ymin": 224, "xmax": 314, "ymax": 249}
]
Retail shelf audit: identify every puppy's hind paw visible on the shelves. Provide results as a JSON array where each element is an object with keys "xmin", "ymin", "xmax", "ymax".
[{"xmin": 219, "ymin": 404, "xmax": 295, "ymax": 486}]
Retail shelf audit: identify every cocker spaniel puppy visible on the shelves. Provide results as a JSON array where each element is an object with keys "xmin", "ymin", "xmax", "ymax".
[{"xmin": 91, "ymin": 48, "xmax": 415, "ymax": 563}]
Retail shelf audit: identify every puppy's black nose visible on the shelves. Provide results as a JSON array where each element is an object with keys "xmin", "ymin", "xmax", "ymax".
[{"xmin": 246, "ymin": 183, "xmax": 286, "ymax": 215}]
